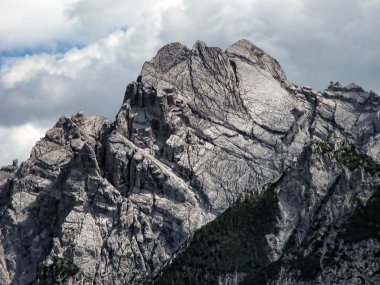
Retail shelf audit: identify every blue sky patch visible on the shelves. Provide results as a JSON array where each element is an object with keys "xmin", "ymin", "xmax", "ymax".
[{"xmin": 0, "ymin": 41, "xmax": 84, "ymax": 59}]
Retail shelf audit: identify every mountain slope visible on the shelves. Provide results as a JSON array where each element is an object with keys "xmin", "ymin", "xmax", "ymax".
[
  {"xmin": 0, "ymin": 39, "xmax": 379, "ymax": 284},
  {"xmin": 151, "ymin": 142, "xmax": 380, "ymax": 284}
]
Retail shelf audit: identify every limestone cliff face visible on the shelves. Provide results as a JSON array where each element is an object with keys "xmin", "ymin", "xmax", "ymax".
[{"xmin": 0, "ymin": 39, "xmax": 379, "ymax": 285}]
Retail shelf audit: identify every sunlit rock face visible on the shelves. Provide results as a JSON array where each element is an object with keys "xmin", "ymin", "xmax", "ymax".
[{"xmin": 0, "ymin": 39, "xmax": 379, "ymax": 285}]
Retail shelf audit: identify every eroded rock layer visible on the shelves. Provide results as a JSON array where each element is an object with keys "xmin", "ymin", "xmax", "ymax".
[{"xmin": 0, "ymin": 39, "xmax": 379, "ymax": 284}]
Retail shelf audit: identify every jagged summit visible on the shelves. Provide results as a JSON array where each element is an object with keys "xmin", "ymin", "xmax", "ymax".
[
  {"xmin": 226, "ymin": 38, "xmax": 287, "ymax": 82},
  {"xmin": 0, "ymin": 40, "xmax": 379, "ymax": 285},
  {"xmin": 327, "ymin": 81, "xmax": 365, "ymax": 93},
  {"xmin": 143, "ymin": 39, "xmax": 287, "ymax": 84}
]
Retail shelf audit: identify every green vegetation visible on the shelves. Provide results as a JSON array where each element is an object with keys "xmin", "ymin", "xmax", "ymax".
[
  {"xmin": 150, "ymin": 142, "xmax": 380, "ymax": 285},
  {"xmin": 275, "ymin": 190, "xmax": 380, "ymax": 282},
  {"xmin": 39, "ymin": 256, "xmax": 80, "ymax": 284},
  {"xmin": 333, "ymin": 144, "xmax": 380, "ymax": 174},
  {"xmin": 311, "ymin": 140, "xmax": 333, "ymax": 155},
  {"xmin": 342, "ymin": 187, "xmax": 380, "ymax": 242},
  {"xmin": 336, "ymin": 144, "xmax": 380, "ymax": 242},
  {"xmin": 150, "ymin": 183, "xmax": 281, "ymax": 285},
  {"xmin": 282, "ymin": 235, "xmax": 323, "ymax": 281},
  {"xmin": 311, "ymin": 140, "xmax": 380, "ymax": 175},
  {"xmin": 246, "ymin": 227, "xmax": 325, "ymax": 283},
  {"xmin": 53, "ymin": 256, "xmax": 80, "ymax": 278},
  {"xmin": 241, "ymin": 259, "xmax": 283, "ymax": 284}
]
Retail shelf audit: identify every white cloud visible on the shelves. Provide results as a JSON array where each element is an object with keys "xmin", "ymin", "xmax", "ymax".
[
  {"xmin": 0, "ymin": 0, "xmax": 181, "ymax": 52},
  {"xmin": 0, "ymin": 0, "xmax": 77, "ymax": 51},
  {"xmin": 1, "ymin": 30, "xmax": 128, "ymax": 89},
  {"xmin": 0, "ymin": 123, "xmax": 47, "ymax": 166},
  {"xmin": 0, "ymin": 1, "xmax": 179, "ymax": 166},
  {"xmin": 158, "ymin": 0, "xmax": 380, "ymax": 91},
  {"xmin": 0, "ymin": 16, "xmax": 172, "ymax": 126},
  {"xmin": 65, "ymin": 0, "xmax": 181, "ymax": 42}
]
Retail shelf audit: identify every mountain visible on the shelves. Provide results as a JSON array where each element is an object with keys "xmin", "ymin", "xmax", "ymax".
[{"xmin": 0, "ymin": 39, "xmax": 379, "ymax": 285}]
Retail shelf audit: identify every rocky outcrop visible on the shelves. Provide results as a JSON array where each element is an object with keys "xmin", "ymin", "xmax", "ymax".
[
  {"xmin": 151, "ymin": 141, "xmax": 380, "ymax": 285},
  {"xmin": 0, "ymin": 39, "xmax": 379, "ymax": 284}
]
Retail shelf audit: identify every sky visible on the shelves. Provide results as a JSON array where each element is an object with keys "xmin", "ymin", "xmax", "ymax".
[{"xmin": 1, "ymin": 0, "xmax": 379, "ymax": 166}]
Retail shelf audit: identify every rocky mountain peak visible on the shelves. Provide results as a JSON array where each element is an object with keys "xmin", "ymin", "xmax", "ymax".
[
  {"xmin": 149, "ymin": 42, "xmax": 190, "ymax": 73},
  {"xmin": 0, "ymin": 40, "xmax": 379, "ymax": 285},
  {"xmin": 226, "ymin": 38, "xmax": 287, "ymax": 83}
]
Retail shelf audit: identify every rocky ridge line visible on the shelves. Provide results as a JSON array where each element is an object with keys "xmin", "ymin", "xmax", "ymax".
[{"xmin": 0, "ymin": 39, "xmax": 379, "ymax": 284}]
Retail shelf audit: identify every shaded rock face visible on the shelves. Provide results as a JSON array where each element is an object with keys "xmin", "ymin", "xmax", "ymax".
[
  {"xmin": 0, "ymin": 39, "xmax": 379, "ymax": 285},
  {"xmin": 150, "ymin": 143, "xmax": 380, "ymax": 285}
]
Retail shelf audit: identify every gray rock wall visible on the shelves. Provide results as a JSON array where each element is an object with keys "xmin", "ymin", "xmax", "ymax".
[{"xmin": 0, "ymin": 39, "xmax": 379, "ymax": 284}]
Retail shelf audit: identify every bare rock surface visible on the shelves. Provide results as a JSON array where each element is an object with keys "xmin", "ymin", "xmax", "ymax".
[{"xmin": 0, "ymin": 39, "xmax": 379, "ymax": 284}]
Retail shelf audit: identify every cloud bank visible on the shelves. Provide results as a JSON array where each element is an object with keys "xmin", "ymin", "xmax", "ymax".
[{"xmin": 1, "ymin": 0, "xmax": 379, "ymax": 165}]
